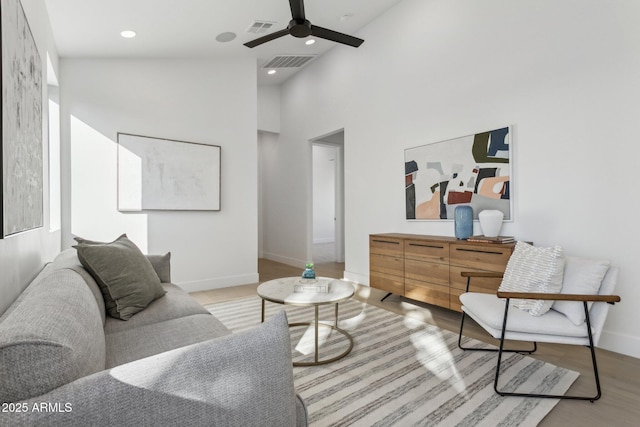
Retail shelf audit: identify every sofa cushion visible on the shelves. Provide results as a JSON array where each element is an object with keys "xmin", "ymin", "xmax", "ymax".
[
  {"xmin": 104, "ymin": 283, "xmax": 211, "ymax": 334},
  {"xmin": 0, "ymin": 269, "xmax": 106, "ymax": 403},
  {"xmin": 498, "ymin": 241, "xmax": 565, "ymax": 316},
  {"xmin": 75, "ymin": 234, "xmax": 166, "ymax": 320},
  {"xmin": 105, "ymin": 314, "xmax": 231, "ymax": 368},
  {"xmin": 552, "ymin": 256, "xmax": 610, "ymax": 325},
  {"xmin": 460, "ymin": 292, "xmax": 589, "ymax": 338}
]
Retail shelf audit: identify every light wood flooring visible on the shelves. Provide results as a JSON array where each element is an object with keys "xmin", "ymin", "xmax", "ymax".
[{"xmin": 191, "ymin": 259, "xmax": 639, "ymax": 426}]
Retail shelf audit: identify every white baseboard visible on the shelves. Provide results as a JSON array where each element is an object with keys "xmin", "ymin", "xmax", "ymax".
[
  {"xmin": 344, "ymin": 270, "xmax": 369, "ymax": 286},
  {"xmin": 598, "ymin": 330, "xmax": 640, "ymax": 359},
  {"xmin": 261, "ymin": 251, "xmax": 307, "ymax": 268},
  {"xmin": 177, "ymin": 273, "xmax": 260, "ymax": 293}
]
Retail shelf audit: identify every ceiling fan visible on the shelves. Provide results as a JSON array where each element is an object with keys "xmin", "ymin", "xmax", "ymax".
[{"xmin": 244, "ymin": 0, "xmax": 365, "ymax": 48}]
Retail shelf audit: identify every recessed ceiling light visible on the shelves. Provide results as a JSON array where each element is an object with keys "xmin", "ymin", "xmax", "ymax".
[
  {"xmin": 120, "ymin": 30, "xmax": 136, "ymax": 39},
  {"xmin": 267, "ymin": 69, "xmax": 277, "ymax": 75},
  {"xmin": 216, "ymin": 32, "xmax": 237, "ymax": 43},
  {"xmin": 305, "ymin": 39, "xmax": 316, "ymax": 45}
]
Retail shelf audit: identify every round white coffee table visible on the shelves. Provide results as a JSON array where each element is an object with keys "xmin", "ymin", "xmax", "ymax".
[{"xmin": 257, "ymin": 277, "xmax": 355, "ymax": 366}]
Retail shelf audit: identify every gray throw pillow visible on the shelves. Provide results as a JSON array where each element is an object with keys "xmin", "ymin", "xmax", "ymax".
[
  {"xmin": 75, "ymin": 235, "xmax": 171, "ymax": 283},
  {"xmin": 75, "ymin": 234, "xmax": 166, "ymax": 320},
  {"xmin": 73, "ymin": 235, "xmax": 108, "ymax": 245},
  {"xmin": 146, "ymin": 252, "xmax": 172, "ymax": 283}
]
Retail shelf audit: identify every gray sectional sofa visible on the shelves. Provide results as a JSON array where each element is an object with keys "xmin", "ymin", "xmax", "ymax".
[{"xmin": 0, "ymin": 249, "xmax": 307, "ymax": 426}]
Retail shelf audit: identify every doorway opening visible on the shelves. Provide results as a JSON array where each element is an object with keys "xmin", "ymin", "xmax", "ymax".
[{"xmin": 311, "ymin": 130, "xmax": 344, "ymax": 263}]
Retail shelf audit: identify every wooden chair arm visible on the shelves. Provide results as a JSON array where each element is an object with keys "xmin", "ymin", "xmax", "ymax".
[
  {"xmin": 496, "ymin": 291, "xmax": 621, "ymax": 303},
  {"xmin": 460, "ymin": 271, "xmax": 504, "ymax": 279}
]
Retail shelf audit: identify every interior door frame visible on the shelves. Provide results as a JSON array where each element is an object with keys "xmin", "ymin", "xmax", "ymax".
[{"xmin": 309, "ymin": 130, "xmax": 345, "ymax": 263}]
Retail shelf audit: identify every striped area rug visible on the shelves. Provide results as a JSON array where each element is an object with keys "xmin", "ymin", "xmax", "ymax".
[{"xmin": 207, "ymin": 296, "xmax": 578, "ymax": 426}]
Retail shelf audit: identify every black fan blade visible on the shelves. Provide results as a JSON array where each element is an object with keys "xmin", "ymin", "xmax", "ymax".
[
  {"xmin": 289, "ymin": 0, "xmax": 306, "ymax": 20},
  {"xmin": 244, "ymin": 28, "xmax": 290, "ymax": 48},
  {"xmin": 311, "ymin": 25, "xmax": 364, "ymax": 47}
]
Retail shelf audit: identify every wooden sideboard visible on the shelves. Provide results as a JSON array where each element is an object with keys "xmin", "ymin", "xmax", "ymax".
[{"xmin": 369, "ymin": 233, "xmax": 516, "ymax": 312}]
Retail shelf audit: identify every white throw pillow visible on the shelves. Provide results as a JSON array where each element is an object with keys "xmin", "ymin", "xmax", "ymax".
[
  {"xmin": 551, "ymin": 256, "xmax": 610, "ymax": 325},
  {"xmin": 498, "ymin": 241, "xmax": 565, "ymax": 316}
]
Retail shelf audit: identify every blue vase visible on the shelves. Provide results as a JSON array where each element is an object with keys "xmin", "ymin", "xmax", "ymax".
[{"xmin": 454, "ymin": 206, "xmax": 473, "ymax": 239}]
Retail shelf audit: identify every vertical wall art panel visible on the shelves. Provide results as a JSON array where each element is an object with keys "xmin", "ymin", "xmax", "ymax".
[
  {"xmin": 0, "ymin": 0, "xmax": 44, "ymax": 238},
  {"xmin": 117, "ymin": 133, "xmax": 221, "ymax": 211},
  {"xmin": 404, "ymin": 127, "xmax": 512, "ymax": 220}
]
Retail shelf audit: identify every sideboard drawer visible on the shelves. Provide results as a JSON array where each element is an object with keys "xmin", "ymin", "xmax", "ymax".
[
  {"xmin": 370, "ymin": 253, "xmax": 404, "ymax": 277},
  {"xmin": 450, "ymin": 288, "xmax": 464, "ymax": 312},
  {"xmin": 449, "ymin": 265, "xmax": 504, "ymax": 292},
  {"xmin": 370, "ymin": 236, "xmax": 403, "ymax": 258},
  {"xmin": 450, "ymin": 244, "xmax": 512, "ymax": 270},
  {"xmin": 370, "ymin": 271, "xmax": 404, "ymax": 295},
  {"xmin": 405, "ymin": 258, "xmax": 449, "ymax": 287},
  {"xmin": 404, "ymin": 240, "xmax": 449, "ymax": 264},
  {"xmin": 405, "ymin": 279, "xmax": 450, "ymax": 309}
]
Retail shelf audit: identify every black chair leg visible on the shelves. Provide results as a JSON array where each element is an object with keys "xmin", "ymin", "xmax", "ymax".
[
  {"xmin": 380, "ymin": 292, "xmax": 392, "ymax": 302},
  {"xmin": 494, "ymin": 300, "xmax": 602, "ymax": 402}
]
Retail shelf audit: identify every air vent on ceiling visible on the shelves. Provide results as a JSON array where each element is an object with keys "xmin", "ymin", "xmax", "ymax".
[
  {"xmin": 247, "ymin": 20, "xmax": 276, "ymax": 34},
  {"xmin": 263, "ymin": 55, "xmax": 316, "ymax": 69}
]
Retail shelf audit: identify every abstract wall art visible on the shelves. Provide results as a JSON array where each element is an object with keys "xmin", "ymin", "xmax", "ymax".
[
  {"xmin": 405, "ymin": 127, "xmax": 512, "ymax": 220},
  {"xmin": 117, "ymin": 133, "xmax": 221, "ymax": 211},
  {"xmin": 1, "ymin": 0, "xmax": 44, "ymax": 238}
]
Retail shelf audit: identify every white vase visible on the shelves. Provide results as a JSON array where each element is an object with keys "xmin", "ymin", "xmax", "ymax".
[{"xmin": 478, "ymin": 210, "xmax": 504, "ymax": 237}]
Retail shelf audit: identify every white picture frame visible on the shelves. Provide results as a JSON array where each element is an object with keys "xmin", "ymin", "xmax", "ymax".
[{"xmin": 117, "ymin": 133, "xmax": 221, "ymax": 211}]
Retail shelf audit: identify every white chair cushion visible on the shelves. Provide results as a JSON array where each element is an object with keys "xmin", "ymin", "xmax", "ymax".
[
  {"xmin": 498, "ymin": 241, "xmax": 565, "ymax": 316},
  {"xmin": 460, "ymin": 292, "xmax": 589, "ymax": 341},
  {"xmin": 551, "ymin": 256, "xmax": 610, "ymax": 325}
]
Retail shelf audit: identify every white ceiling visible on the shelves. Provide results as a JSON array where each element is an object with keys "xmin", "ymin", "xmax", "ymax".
[{"xmin": 44, "ymin": 0, "xmax": 403, "ymax": 85}]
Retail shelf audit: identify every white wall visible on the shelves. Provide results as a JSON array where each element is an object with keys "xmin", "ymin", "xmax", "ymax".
[
  {"xmin": 259, "ymin": 129, "xmax": 305, "ymax": 265},
  {"xmin": 264, "ymin": 0, "xmax": 640, "ymax": 358},
  {"xmin": 258, "ymin": 85, "xmax": 281, "ymax": 133},
  {"xmin": 0, "ymin": 0, "xmax": 61, "ymax": 315},
  {"xmin": 59, "ymin": 58, "xmax": 258, "ymax": 292}
]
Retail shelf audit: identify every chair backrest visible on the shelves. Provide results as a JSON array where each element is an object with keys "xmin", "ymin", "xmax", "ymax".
[{"xmin": 590, "ymin": 266, "xmax": 619, "ymax": 345}]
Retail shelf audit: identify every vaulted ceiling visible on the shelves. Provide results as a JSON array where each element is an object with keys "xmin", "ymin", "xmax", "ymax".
[{"xmin": 44, "ymin": 0, "xmax": 403, "ymax": 85}]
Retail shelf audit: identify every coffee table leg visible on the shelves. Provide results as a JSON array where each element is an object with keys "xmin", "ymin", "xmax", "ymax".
[
  {"xmin": 334, "ymin": 303, "xmax": 339, "ymax": 326},
  {"xmin": 261, "ymin": 299, "xmax": 265, "ymax": 323},
  {"xmin": 314, "ymin": 305, "xmax": 319, "ymax": 363}
]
